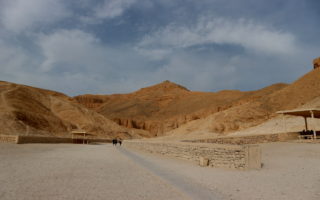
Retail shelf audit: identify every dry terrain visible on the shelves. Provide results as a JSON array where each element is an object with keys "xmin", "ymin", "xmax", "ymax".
[
  {"xmin": 75, "ymin": 68, "xmax": 320, "ymax": 139},
  {"xmin": 0, "ymin": 142, "xmax": 319, "ymax": 200},
  {"xmin": 1, "ymin": 68, "xmax": 320, "ymax": 140},
  {"xmin": 75, "ymin": 81, "xmax": 287, "ymax": 136},
  {"xmin": 0, "ymin": 81, "xmax": 146, "ymax": 139},
  {"xmin": 164, "ymin": 68, "xmax": 320, "ymax": 138},
  {"xmin": 0, "ymin": 143, "xmax": 215, "ymax": 200}
]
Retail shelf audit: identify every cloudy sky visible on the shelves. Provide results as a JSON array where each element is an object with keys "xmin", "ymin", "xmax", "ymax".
[{"xmin": 0, "ymin": 0, "xmax": 319, "ymax": 96}]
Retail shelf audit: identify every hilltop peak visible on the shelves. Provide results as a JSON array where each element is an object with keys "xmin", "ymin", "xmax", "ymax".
[{"xmin": 139, "ymin": 80, "xmax": 190, "ymax": 93}]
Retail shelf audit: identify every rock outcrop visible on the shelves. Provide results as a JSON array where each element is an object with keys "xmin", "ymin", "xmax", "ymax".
[
  {"xmin": 75, "ymin": 80, "xmax": 288, "ymax": 136},
  {"xmin": 0, "ymin": 81, "xmax": 145, "ymax": 139},
  {"xmin": 167, "ymin": 68, "xmax": 320, "ymax": 136},
  {"xmin": 3, "ymin": 68, "xmax": 319, "ymax": 139}
]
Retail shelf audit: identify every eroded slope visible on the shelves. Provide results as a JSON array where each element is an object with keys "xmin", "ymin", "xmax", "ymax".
[
  {"xmin": 75, "ymin": 80, "xmax": 287, "ymax": 136},
  {"xmin": 0, "ymin": 81, "xmax": 144, "ymax": 139}
]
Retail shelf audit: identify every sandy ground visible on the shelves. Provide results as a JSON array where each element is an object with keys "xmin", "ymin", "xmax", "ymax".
[
  {"xmin": 1, "ymin": 142, "xmax": 319, "ymax": 200},
  {"xmin": 229, "ymin": 116, "xmax": 320, "ymax": 137},
  {"xmin": 127, "ymin": 142, "xmax": 320, "ymax": 200},
  {"xmin": 0, "ymin": 144, "xmax": 190, "ymax": 200},
  {"xmin": 155, "ymin": 115, "xmax": 320, "ymax": 141},
  {"xmin": 0, "ymin": 143, "xmax": 222, "ymax": 200}
]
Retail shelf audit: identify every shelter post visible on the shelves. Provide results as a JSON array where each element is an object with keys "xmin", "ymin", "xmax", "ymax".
[
  {"xmin": 310, "ymin": 111, "xmax": 316, "ymax": 139},
  {"xmin": 304, "ymin": 117, "xmax": 308, "ymax": 130},
  {"xmin": 282, "ymin": 114, "xmax": 287, "ymax": 133}
]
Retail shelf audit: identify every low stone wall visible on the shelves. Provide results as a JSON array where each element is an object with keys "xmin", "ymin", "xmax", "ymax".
[
  {"xmin": 0, "ymin": 135, "xmax": 18, "ymax": 143},
  {"xmin": 17, "ymin": 136, "xmax": 112, "ymax": 144},
  {"xmin": 185, "ymin": 132, "xmax": 299, "ymax": 145},
  {"xmin": 124, "ymin": 141, "xmax": 261, "ymax": 170},
  {"xmin": 16, "ymin": 136, "xmax": 73, "ymax": 144},
  {"xmin": 0, "ymin": 135, "xmax": 112, "ymax": 144}
]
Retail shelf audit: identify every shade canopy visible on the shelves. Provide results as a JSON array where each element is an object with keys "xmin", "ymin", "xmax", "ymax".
[
  {"xmin": 276, "ymin": 108, "xmax": 320, "ymax": 118},
  {"xmin": 71, "ymin": 130, "xmax": 96, "ymax": 136},
  {"xmin": 71, "ymin": 130, "xmax": 96, "ymax": 144}
]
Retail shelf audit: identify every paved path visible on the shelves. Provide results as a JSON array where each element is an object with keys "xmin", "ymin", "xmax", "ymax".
[{"xmin": 0, "ymin": 144, "xmax": 220, "ymax": 200}]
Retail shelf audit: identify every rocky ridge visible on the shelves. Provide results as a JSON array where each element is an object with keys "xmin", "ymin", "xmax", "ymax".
[
  {"xmin": 0, "ymin": 81, "xmax": 146, "ymax": 139},
  {"xmin": 75, "ymin": 80, "xmax": 288, "ymax": 136}
]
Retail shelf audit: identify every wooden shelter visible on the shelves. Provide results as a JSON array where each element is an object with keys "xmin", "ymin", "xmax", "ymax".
[
  {"xmin": 277, "ymin": 108, "xmax": 320, "ymax": 139},
  {"xmin": 71, "ymin": 130, "xmax": 96, "ymax": 144}
]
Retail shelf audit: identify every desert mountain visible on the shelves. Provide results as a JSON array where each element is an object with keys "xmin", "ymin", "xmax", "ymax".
[
  {"xmin": 75, "ymin": 80, "xmax": 287, "ymax": 136},
  {"xmin": 0, "ymin": 81, "xmax": 145, "ymax": 139},
  {"xmin": 2, "ymin": 68, "xmax": 318, "ymax": 139},
  {"xmin": 166, "ymin": 68, "xmax": 320, "ymax": 137}
]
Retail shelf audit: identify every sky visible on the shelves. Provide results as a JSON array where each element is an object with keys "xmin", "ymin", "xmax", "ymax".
[{"xmin": 0, "ymin": 0, "xmax": 319, "ymax": 96}]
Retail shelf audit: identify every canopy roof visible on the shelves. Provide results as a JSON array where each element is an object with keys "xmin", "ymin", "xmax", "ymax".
[
  {"xmin": 71, "ymin": 130, "xmax": 96, "ymax": 136},
  {"xmin": 276, "ymin": 108, "xmax": 320, "ymax": 118}
]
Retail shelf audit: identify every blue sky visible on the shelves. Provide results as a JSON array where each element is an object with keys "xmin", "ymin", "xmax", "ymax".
[{"xmin": 0, "ymin": 0, "xmax": 319, "ymax": 96}]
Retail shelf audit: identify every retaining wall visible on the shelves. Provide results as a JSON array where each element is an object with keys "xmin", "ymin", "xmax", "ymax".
[
  {"xmin": 0, "ymin": 135, "xmax": 111, "ymax": 144},
  {"xmin": 124, "ymin": 141, "xmax": 261, "ymax": 170},
  {"xmin": 0, "ymin": 135, "xmax": 18, "ymax": 143},
  {"xmin": 185, "ymin": 132, "xmax": 299, "ymax": 145},
  {"xmin": 16, "ymin": 136, "xmax": 73, "ymax": 144}
]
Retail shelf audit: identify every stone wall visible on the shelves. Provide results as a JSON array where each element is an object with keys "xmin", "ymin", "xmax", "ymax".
[
  {"xmin": 124, "ymin": 141, "xmax": 261, "ymax": 170},
  {"xmin": 185, "ymin": 132, "xmax": 299, "ymax": 145},
  {"xmin": 16, "ymin": 136, "xmax": 112, "ymax": 144},
  {"xmin": 0, "ymin": 135, "xmax": 111, "ymax": 144},
  {"xmin": 16, "ymin": 136, "xmax": 73, "ymax": 144},
  {"xmin": 0, "ymin": 135, "xmax": 18, "ymax": 143}
]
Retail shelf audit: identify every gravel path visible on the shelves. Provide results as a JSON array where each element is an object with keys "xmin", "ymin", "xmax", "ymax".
[{"xmin": 0, "ymin": 143, "xmax": 219, "ymax": 200}]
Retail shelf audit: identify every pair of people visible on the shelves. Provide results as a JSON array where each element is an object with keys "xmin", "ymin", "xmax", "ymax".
[{"xmin": 112, "ymin": 139, "xmax": 122, "ymax": 146}]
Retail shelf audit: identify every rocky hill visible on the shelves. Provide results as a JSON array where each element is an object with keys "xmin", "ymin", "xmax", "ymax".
[
  {"xmin": 2, "ymin": 68, "xmax": 319, "ymax": 140},
  {"xmin": 75, "ymin": 80, "xmax": 288, "ymax": 136},
  {"xmin": 166, "ymin": 68, "xmax": 320, "ymax": 137},
  {"xmin": 0, "ymin": 81, "xmax": 145, "ymax": 139}
]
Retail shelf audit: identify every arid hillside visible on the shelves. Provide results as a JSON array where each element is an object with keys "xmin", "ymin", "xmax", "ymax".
[
  {"xmin": 75, "ymin": 80, "xmax": 287, "ymax": 136},
  {"xmin": 166, "ymin": 68, "xmax": 320, "ymax": 137},
  {"xmin": 2, "ymin": 68, "xmax": 319, "ymax": 139},
  {"xmin": 0, "ymin": 81, "xmax": 145, "ymax": 139}
]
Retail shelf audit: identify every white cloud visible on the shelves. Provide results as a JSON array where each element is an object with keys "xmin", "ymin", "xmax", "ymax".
[
  {"xmin": 138, "ymin": 17, "xmax": 297, "ymax": 55},
  {"xmin": 95, "ymin": 0, "xmax": 136, "ymax": 19},
  {"xmin": 0, "ymin": 33, "xmax": 113, "ymax": 95},
  {"xmin": 0, "ymin": 0, "xmax": 69, "ymax": 33},
  {"xmin": 79, "ymin": 0, "xmax": 136, "ymax": 24},
  {"xmin": 33, "ymin": 29, "xmax": 153, "ymax": 94},
  {"xmin": 38, "ymin": 29, "xmax": 104, "ymax": 72}
]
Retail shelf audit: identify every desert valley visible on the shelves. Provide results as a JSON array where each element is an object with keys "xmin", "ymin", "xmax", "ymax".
[
  {"xmin": 1, "ymin": 1, "xmax": 320, "ymax": 199},
  {"xmin": 1, "ymin": 59, "xmax": 320, "ymax": 200},
  {"xmin": 1, "ymin": 61, "xmax": 320, "ymax": 140}
]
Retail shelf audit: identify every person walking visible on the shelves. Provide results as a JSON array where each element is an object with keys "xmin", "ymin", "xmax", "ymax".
[{"xmin": 112, "ymin": 139, "xmax": 117, "ymax": 146}]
